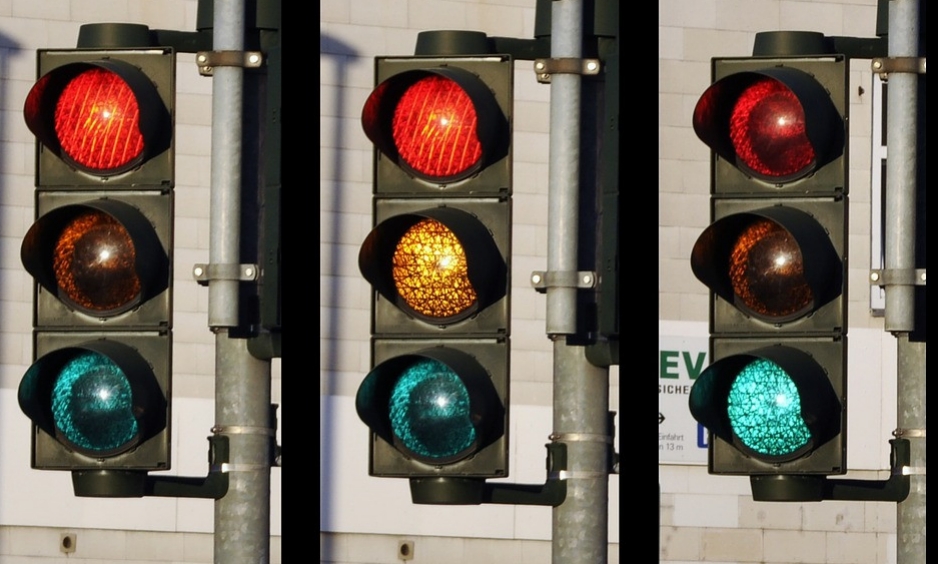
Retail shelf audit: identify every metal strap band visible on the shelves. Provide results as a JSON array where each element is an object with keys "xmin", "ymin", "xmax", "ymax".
[
  {"xmin": 213, "ymin": 425, "xmax": 277, "ymax": 437},
  {"xmin": 551, "ymin": 470, "xmax": 609, "ymax": 480},
  {"xmin": 213, "ymin": 463, "xmax": 270, "ymax": 473},
  {"xmin": 550, "ymin": 432, "xmax": 613, "ymax": 444}
]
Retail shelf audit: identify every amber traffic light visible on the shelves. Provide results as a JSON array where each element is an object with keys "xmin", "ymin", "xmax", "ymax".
[{"xmin": 357, "ymin": 56, "xmax": 512, "ymax": 496}]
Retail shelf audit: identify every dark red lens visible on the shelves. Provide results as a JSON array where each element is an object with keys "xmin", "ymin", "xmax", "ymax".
[
  {"xmin": 391, "ymin": 76, "xmax": 482, "ymax": 180},
  {"xmin": 729, "ymin": 78, "xmax": 814, "ymax": 179},
  {"xmin": 55, "ymin": 68, "xmax": 144, "ymax": 173}
]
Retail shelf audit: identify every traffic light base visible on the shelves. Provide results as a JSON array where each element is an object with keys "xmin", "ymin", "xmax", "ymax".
[
  {"xmin": 408, "ymin": 443, "xmax": 568, "ymax": 506},
  {"xmin": 70, "ymin": 436, "xmax": 231, "ymax": 499},
  {"xmin": 749, "ymin": 439, "xmax": 910, "ymax": 503}
]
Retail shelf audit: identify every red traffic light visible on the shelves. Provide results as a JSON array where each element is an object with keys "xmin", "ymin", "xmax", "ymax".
[
  {"xmin": 693, "ymin": 66, "xmax": 844, "ymax": 184},
  {"xmin": 25, "ymin": 57, "xmax": 171, "ymax": 177},
  {"xmin": 362, "ymin": 66, "xmax": 508, "ymax": 185}
]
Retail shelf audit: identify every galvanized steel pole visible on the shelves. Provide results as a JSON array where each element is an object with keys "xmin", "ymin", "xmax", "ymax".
[
  {"xmin": 886, "ymin": 1, "xmax": 925, "ymax": 561},
  {"xmin": 209, "ymin": 1, "xmax": 272, "ymax": 562},
  {"xmin": 547, "ymin": 0, "xmax": 610, "ymax": 562}
]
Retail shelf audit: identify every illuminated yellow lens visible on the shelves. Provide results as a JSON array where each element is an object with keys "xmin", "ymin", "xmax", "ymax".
[{"xmin": 392, "ymin": 219, "xmax": 477, "ymax": 319}]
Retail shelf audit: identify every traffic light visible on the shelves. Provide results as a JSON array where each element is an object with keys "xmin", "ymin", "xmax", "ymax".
[
  {"xmin": 356, "ymin": 55, "xmax": 512, "ymax": 501},
  {"xmin": 687, "ymin": 55, "xmax": 849, "ymax": 481},
  {"xmin": 18, "ymin": 48, "xmax": 174, "ymax": 494}
]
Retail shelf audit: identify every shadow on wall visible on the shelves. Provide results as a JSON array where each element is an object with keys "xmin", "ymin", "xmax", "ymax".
[
  {"xmin": 0, "ymin": 30, "xmax": 25, "ymax": 497},
  {"xmin": 319, "ymin": 30, "xmax": 361, "ymax": 564}
]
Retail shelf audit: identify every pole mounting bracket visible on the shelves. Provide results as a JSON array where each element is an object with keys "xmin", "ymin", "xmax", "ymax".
[
  {"xmin": 196, "ymin": 50, "xmax": 264, "ymax": 76},
  {"xmin": 533, "ymin": 57, "xmax": 601, "ymax": 83},
  {"xmin": 193, "ymin": 263, "xmax": 259, "ymax": 286},
  {"xmin": 869, "ymin": 268, "xmax": 926, "ymax": 287},
  {"xmin": 530, "ymin": 270, "xmax": 597, "ymax": 293},
  {"xmin": 870, "ymin": 57, "xmax": 926, "ymax": 80}
]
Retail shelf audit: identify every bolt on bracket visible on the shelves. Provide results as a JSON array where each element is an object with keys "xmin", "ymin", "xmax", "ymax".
[
  {"xmin": 193, "ymin": 263, "xmax": 259, "ymax": 286},
  {"xmin": 869, "ymin": 268, "xmax": 926, "ymax": 287},
  {"xmin": 533, "ymin": 57, "xmax": 601, "ymax": 83},
  {"xmin": 531, "ymin": 270, "xmax": 596, "ymax": 293},
  {"xmin": 870, "ymin": 57, "xmax": 926, "ymax": 81},
  {"xmin": 196, "ymin": 50, "xmax": 264, "ymax": 76}
]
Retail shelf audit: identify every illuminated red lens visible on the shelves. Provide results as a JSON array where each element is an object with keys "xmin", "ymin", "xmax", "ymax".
[
  {"xmin": 729, "ymin": 78, "xmax": 814, "ymax": 179},
  {"xmin": 55, "ymin": 69, "xmax": 144, "ymax": 173},
  {"xmin": 729, "ymin": 219, "xmax": 812, "ymax": 320},
  {"xmin": 392, "ymin": 76, "xmax": 482, "ymax": 180}
]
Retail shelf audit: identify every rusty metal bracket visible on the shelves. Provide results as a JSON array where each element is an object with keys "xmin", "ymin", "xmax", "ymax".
[
  {"xmin": 533, "ymin": 57, "xmax": 601, "ymax": 83},
  {"xmin": 870, "ymin": 57, "xmax": 926, "ymax": 81},
  {"xmin": 196, "ymin": 50, "xmax": 264, "ymax": 76}
]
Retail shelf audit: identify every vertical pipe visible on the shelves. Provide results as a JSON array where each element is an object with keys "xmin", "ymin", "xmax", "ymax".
[
  {"xmin": 545, "ymin": 0, "xmax": 582, "ymax": 336},
  {"xmin": 547, "ymin": 1, "xmax": 610, "ymax": 563},
  {"xmin": 886, "ymin": 1, "xmax": 925, "ymax": 563},
  {"xmin": 209, "ymin": 1, "xmax": 273, "ymax": 563},
  {"xmin": 884, "ymin": 0, "xmax": 918, "ymax": 331}
]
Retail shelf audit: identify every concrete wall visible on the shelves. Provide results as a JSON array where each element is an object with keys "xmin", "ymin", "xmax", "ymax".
[{"xmin": 0, "ymin": 1, "xmax": 281, "ymax": 561}]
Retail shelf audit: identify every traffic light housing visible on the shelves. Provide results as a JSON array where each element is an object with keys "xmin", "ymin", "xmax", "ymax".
[
  {"xmin": 688, "ymin": 55, "xmax": 848, "ymax": 480},
  {"xmin": 357, "ymin": 55, "xmax": 512, "ymax": 500},
  {"xmin": 18, "ymin": 48, "xmax": 174, "ymax": 493}
]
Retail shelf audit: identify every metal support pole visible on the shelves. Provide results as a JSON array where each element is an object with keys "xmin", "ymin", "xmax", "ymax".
[
  {"xmin": 885, "ymin": 1, "xmax": 925, "ymax": 563},
  {"xmin": 546, "ymin": 0, "xmax": 610, "ymax": 562},
  {"xmin": 545, "ymin": 0, "xmax": 581, "ymax": 337},
  {"xmin": 208, "ymin": 1, "xmax": 273, "ymax": 562}
]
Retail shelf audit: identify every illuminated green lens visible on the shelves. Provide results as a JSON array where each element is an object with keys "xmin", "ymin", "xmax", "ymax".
[
  {"xmin": 727, "ymin": 359, "xmax": 811, "ymax": 457},
  {"xmin": 51, "ymin": 352, "xmax": 138, "ymax": 453},
  {"xmin": 389, "ymin": 359, "xmax": 475, "ymax": 461}
]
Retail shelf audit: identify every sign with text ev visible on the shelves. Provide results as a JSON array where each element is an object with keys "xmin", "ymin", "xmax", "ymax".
[{"xmin": 688, "ymin": 55, "xmax": 849, "ymax": 482}]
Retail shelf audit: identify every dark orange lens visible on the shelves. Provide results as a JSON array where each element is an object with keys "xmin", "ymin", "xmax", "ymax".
[
  {"xmin": 53, "ymin": 211, "xmax": 141, "ymax": 313},
  {"xmin": 729, "ymin": 219, "xmax": 812, "ymax": 319}
]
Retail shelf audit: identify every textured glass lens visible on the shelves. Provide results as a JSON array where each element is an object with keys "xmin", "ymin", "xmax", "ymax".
[
  {"xmin": 392, "ymin": 219, "xmax": 477, "ymax": 319},
  {"xmin": 388, "ymin": 359, "xmax": 475, "ymax": 460},
  {"xmin": 51, "ymin": 351, "xmax": 138, "ymax": 453},
  {"xmin": 55, "ymin": 68, "xmax": 144, "ymax": 172},
  {"xmin": 727, "ymin": 359, "xmax": 811, "ymax": 457},
  {"xmin": 53, "ymin": 210, "xmax": 141, "ymax": 313},
  {"xmin": 392, "ymin": 76, "xmax": 481, "ymax": 179},
  {"xmin": 729, "ymin": 77, "xmax": 814, "ymax": 179},
  {"xmin": 729, "ymin": 218, "xmax": 812, "ymax": 319}
]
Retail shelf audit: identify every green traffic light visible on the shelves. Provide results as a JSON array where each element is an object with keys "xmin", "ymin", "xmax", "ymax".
[
  {"xmin": 727, "ymin": 359, "xmax": 811, "ymax": 458},
  {"xmin": 50, "ymin": 351, "xmax": 138, "ymax": 454},
  {"xmin": 389, "ymin": 359, "xmax": 476, "ymax": 461}
]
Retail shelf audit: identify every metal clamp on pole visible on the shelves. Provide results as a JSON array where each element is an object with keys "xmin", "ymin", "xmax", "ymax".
[
  {"xmin": 530, "ymin": 270, "xmax": 597, "ymax": 294},
  {"xmin": 533, "ymin": 57, "xmax": 601, "ymax": 83},
  {"xmin": 869, "ymin": 268, "xmax": 926, "ymax": 287},
  {"xmin": 871, "ymin": 56, "xmax": 926, "ymax": 80},
  {"xmin": 196, "ymin": 50, "xmax": 264, "ymax": 76},
  {"xmin": 193, "ymin": 263, "xmax": 259, "ymax": 286}
]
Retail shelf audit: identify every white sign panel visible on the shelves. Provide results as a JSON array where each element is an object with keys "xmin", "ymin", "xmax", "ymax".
[{"xmin": 658, "ymin": 335, "xmax": 709, "ymax": 465}]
